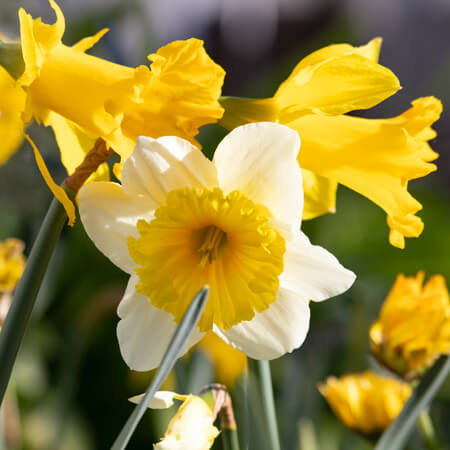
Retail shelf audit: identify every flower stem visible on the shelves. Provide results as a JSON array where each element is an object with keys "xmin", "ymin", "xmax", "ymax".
[
  {"xmin": 249, "ymin": 359, "xmax": 281, "ymax": 450},
  {"xmin": 222, "ymin": 428, "xmax": 240, "ymax": 450},
  {"xmin": 418, "ymin": 410, "xmax": 441, "ymax": 450},
  {"xmin": 0, "ymin": 189, "xmax": 75, "ymax": 405}
]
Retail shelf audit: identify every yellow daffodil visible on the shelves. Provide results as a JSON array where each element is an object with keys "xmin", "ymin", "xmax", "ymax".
[
  {"xmin": 78, "ymin": 123, "xmax": 355, "ymax": 370},
  {"xmin": 130, "ymin": 391, "xmax": 220, "ymax": 450},
  {"xmin": 198, "ymin": 332, "xmax": 247, "ymax": 387},
  {"xmin": 370, "ymin": 272, "xmax": 450, "ymax": 378},
  {"xmin": 319, "ymin": 371, "xmax": 412, "ymax": 435},
  {"xmin": 1, "ymin": 0, "xmax": 224, "ymax": 222},
  {"xmin": 0, "ymin": 238, "xmax": 26, "ymax": 293},
  {"xmin": 17, "ymin": 0, "xmax": 224, "ymax": 160},
  {"xmin": 0, "ymin": 65, "xmax": 25, "ymax": 164},
  {"xmin": 219, "ymin": 39, "xmax": 442, "ymax": 248}
]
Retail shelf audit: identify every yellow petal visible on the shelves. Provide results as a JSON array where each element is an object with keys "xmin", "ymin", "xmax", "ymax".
[
  {"xmin": 25, "ymin": 134, "xmax": 76, "ymax": 226},
  {"xmin": 18, "ymin": 0, "xmax": 65, "ymax": 88},
  {"xmin": 288, "ymin": 38, "xmax": 382, "ymax": 75},
  {"xmin": 0, "ymin": 66, "xmax": 25, "ymax": 164},
  {"xmin": 290, "ymin": 97, "xmax": 441, "ymax": 246},
  {"xmin": 274, "ymin": 53, "xmax": 400, "ymax": 120},
  {"xmin": 47, "ymin": 111, "xmax": 109, "ymax": 183},
  {"xmin": 118, "ymin": 38, "xmax": 225, "ymax": 156},
  {"xmin": 301, "ymin": 169, "xmax": 337, "ymax": 220},
  {"xmin": 71, "ymin": 28, "xmax": 109, "ymax": 52}
]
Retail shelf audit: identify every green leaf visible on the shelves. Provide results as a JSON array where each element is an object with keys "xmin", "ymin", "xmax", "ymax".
[
  {"xmin": 0, "ymin": 191, "xmax": 74, "ymax": 404},
  {"xmin": 110, "ymin": 287, "xmax": 209, "ymax": 450},
  {"xmin": 375, "ymin": 355, "xmax": 450, "ymax": 450},
  {"xmin": 222, "ymin": 428, "xmax": 240, "ymax": 450}
]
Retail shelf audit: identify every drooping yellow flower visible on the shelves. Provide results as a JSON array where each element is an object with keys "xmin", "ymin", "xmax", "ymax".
[
  {"xmin": 1, "ymin": 0, "xmax": 225, "ymax": 222},
  {"xmin": 219, "ymin": 39, "xmax": 442, "ymax": 248},
  {"xmin": 0, "ymin": 65, "xmax": 25, "ymax": 164},
  {"xmin": 130, "ymin": 391, "xmax": 220, "ymax": 450},
  {"xmin": 319, "ymin": 371, "xmax": 412, "ymax": 435},
  {"xmin": 0, "ymin": 238, "xmax": 26, "ymax": 293},
  {"xmin": 78, "ymin": 123, "xmax": 355, "ymax": 371},
  {"xmin": 17, "ymin": 0, "xmax": 224, "ymax": 160},
  {"xmin": 370, "ymin": 272, "xmax": 450, "ymax": 378},
  {"xmin": 198, "ymin": 332, "xmax": 247, "ymax": 387}
]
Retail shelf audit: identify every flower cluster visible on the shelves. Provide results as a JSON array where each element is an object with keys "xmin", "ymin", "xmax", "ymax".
[
  {"xmin": 0, "ymin": 1, "xmax": 445, "ymax": 447},
  {"xmin": 321, "ymin": 272, "xmax": 450, "ymax": 435}
]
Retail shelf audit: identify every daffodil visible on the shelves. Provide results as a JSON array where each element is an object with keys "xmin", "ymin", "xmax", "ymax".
[
  {"xmin": 17, "ymin": 0, "xmax": 224, "ymax": 160},
  {"xmin": 198, "ymin": 332, "xmax": 247, "ymax": 387},
  {"xmin": 0, "ymin": 65, "xmax": 25, "ymax": 164},
  {"xmin": 370, "ymin": 272, "xmax": 450, "ymax": 378},
  {"xmin": 1, "ymin": 0, "xmax": 225, "ymax": 222},
  {"xmin": 78, "ymin": 123, "xmax": 355, "ymax": 370},
  {"xmin": 0, "ymin": 238, "xmax": 26, "ymax": 293},
  {"xmin": 319, "ymin": 371, "xmax": 412, "ymax": 435},
  {"xmin": 219, "ymin": 39, "xmax": 442, "ymax": 248},
  {"xmin": 130, "ymin": 391, "xmax": 220, "ymax": 450}
]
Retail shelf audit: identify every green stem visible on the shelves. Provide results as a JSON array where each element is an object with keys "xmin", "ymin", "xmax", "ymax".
[
  {"xmin": 0, "ymin": 190, "xmax": 74, "ymax": 405},
  {"xmin": 418, "ymin": 410, "xmax": 441, "ymax": 450},
  {"xmin": 222, "ymin": 428, "xmax": 240, "ymax": 450},
  {"xmin": 249, "ymin": 359, "xmax": 281, "ymax": 450}
]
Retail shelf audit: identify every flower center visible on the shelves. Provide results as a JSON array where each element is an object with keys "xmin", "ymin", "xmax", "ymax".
[
  {"xmin": 198, "ymin": 226, "xmax": 226, "ymax": 269},
  {"xmin": 127, "ymin": 187, "xmax": 285, "ymax": 332}
]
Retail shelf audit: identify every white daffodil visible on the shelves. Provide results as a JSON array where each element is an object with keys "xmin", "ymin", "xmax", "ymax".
[
  {"xmin": 78, "ymin": 122, "xmax": 356, "ymax": 370},
  {"xmin": 130, "ymin": 391, "xmax": 219, "ymax": 450}
]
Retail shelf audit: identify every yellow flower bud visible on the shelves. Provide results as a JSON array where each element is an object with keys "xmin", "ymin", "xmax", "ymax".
[
  {"xmin": 319, "ymin": 371, "xmax": 411, "ymax": 435},
  {"xmin": 370, "ymin": 272, "xmax": 450, "ymax": 378}
]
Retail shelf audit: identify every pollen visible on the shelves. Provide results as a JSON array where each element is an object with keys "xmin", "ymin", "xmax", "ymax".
[
  {"xmin": 127, "ymin": 187, "xmax": 285, "ymax": 331},
  {"xmin": 198, "ymin": 226, "xmax": 226, "ymax": 269}
]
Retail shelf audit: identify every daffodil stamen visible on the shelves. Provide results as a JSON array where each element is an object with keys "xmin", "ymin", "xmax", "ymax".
[{"xmin": 198, "ymin": 226, "xmax": 226, "ymax": 269}]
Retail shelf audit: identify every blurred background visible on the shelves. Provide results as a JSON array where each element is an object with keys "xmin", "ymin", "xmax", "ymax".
[{"xmin": 1, "ymin": 0, "xmax": 449, "ymax": 448}]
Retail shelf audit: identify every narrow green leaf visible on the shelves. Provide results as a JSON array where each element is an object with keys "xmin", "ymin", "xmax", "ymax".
[
  {"xmin": 222, "ymin": 428, "xmax": 240, "ymax": 450},
  {"xmin": 248, "ymin": 359, "xmax": 281, "ymax": 450},
  {"xmin": 375, "ymin": 355, "xmax": 450, "ymax": 450},
  {"xmin": 0, "ymin": 191, "xmax": 74, "ymax": 404},
  {"xmin": 110, "ymin": 287, "xmax": 209, "ymax": 450}
]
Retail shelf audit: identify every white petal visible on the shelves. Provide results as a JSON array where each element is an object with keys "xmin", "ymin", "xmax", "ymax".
[
  {"xmin": 122, "ymin": 135, "xmax": 218, "ymax": 204},
  {"xmin": 129, "ymin": 391, "xmax": 187, "ymax": 409},
  {"xmin": 213, "ymin": 122, "xmax": 303, "ymax": 229},
  {"xmin": 215, "ymin": 287, "xmax": 310, "ymax": 360},
  {"xmin": 281, "ymin": 232, "xmax": 356, "ymax": 302},
  {"xmin": 78, "ymin": 182, "xmax": 155, "ymax": 273},
  {"xmin": 117, "ymin": 275, "xmax": 205, "ymax": 371}
]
